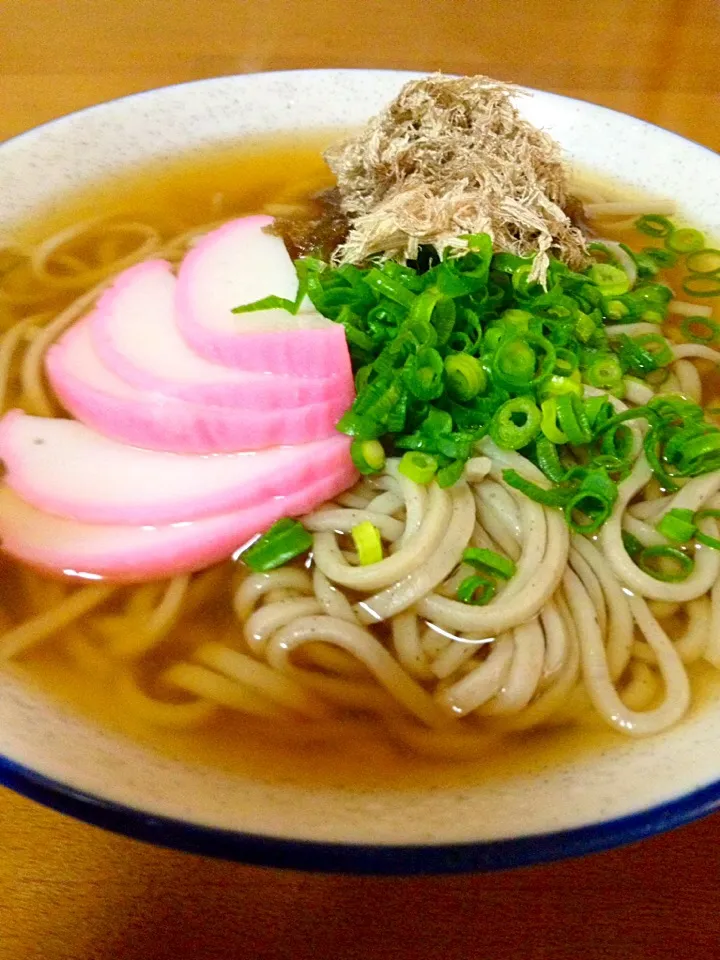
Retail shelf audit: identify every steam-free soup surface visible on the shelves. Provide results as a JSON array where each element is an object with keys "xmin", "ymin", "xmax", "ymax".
[{"xmin": 3, "ymin": 136, "xmax": 720, "ymax": 790}]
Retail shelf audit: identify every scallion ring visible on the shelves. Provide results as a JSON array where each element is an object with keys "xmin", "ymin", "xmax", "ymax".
[
  {"xmin": 490, "ymin": 396, "xmax": 542, "ymax": 450},
  {"xmin": 398, "ymin": 451, "xmax": 438, "ymax": 485},
  {"xmin": 444, "ymin": 353, "xmax": 487, "ymax": 401},
  {"xmin": 685, "ymin": 249, "xmax": 720, "ymax": 275},
  {"xmin": 681, "ymin": 274, "xmax": 720, "ymax": 298},
  {"xmin": 636, "ymin": 544, "xmax": 695, "ymax": 582},
  {"xmin": 588, "ymin": 263, "xmax": 631, "ymax": 297},
  {"xmin": 666, "ymin": 228, "xmax": 706, "ymax": 254},
  {"xmin": 585, "ymin": 355, "xmax": 624, "ymax": 393},
  {"xmin": 457, "ymin": 574, "xmax": 497, "ymax": 606},
  {"xmin": 491, "ymin": 333, "xmax": 556, "ymax": 391},
  {"xmin": 635, "ymin": 215, "xmax": 674, "ymax": 239},
  {"xmin": 350, "ymin": 439, "xmax": 386, "ymax": 475},
  {"xmin": 351, "ymin": 521, "xmax": 384, "ymax": 566},
  {"xmin": 680, "ymin": 315, "xmax": 720, "ymax": 344}
]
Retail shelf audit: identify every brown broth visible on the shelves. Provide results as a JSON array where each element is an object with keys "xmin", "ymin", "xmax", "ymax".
[
  {"xmin": 3, "ymin": 140, "xmax": 720, "ymax": 790},
  {"xmin": 11, "ymin": 133, "xmax": 339, "ymax": 247}
]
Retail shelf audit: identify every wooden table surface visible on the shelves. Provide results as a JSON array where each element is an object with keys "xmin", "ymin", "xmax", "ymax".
[{"xmin": 1, "ymin": 1, "xmax": 719, "ymax": 958}]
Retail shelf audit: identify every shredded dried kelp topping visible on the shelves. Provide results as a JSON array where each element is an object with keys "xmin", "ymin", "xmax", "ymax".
[{"xmin": 324, "ymin": 74, "xmax": 589, "ymax": 283}]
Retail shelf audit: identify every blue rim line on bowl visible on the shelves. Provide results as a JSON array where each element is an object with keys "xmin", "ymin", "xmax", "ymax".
[{"xmin": 3, "ymin": 747, "xmax": 720, "ymax": 874}]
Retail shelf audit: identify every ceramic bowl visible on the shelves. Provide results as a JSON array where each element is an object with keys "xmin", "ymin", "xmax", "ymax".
[{"xmin": 2, "ymin": 70, "xmax": 720, "ymax": 874}]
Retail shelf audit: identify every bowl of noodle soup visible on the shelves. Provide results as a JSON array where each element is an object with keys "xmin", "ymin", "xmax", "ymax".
[{"xmin": 2, "ymin": 69, "xmax": 720, "ymax": 873}]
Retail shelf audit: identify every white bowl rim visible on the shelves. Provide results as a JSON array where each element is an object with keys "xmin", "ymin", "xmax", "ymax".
[
  {"xmin": 2, "ymin": 68, "xmax": 720, "ymax": 874},
  {"xmin": 4, "ymin": 746, "xmax": 720, "ymax": 874}
]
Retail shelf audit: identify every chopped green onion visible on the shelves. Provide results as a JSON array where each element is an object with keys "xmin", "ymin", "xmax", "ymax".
[
  {"xmin": 588, "ymin": 263, "xmax": 631, "ymax": 297},
  {"xmin": 632, "ymin": 250, "xmax": 660, "ymax": 279},
  {"xmin": 600, "ymin": 421, "xmax": 634, "ymax": 464},
  {"xmin": 242, "ymin": 519, "xmax": 313, "ymax": 572},
  {"xmin": 633, "ymin": 333, "xmax": 673, "ymax": 367},
  {"xmin": 575, "ymin": 311, "xmax": 597, "ymax": 341},
  {"xmin": 553, "ymin": 349, "xmax": 579, "ymax": 378},
  {"xmin": 511, "ymin": 263, "xmax": 541, "ymax": 296},
  {"xmin": 555, "ymin": 394, "xmax": 592, "ymax": 445},
  {"xmin": 681, "ymin": 274, "xmax": 720, "ymax": 298},
  {"xmin": 543, "ymin": 373, "xmax": 583, "ymax": 398},
  {"xmin": 364, "ymin": 268, "xmax": 417, "ymax": 307},
  {"xmin": 385, "ymin": 391, "xmax": 408, "ymax": 433},
  {"xmin": 501, "ymin": 308, "xmax": 533, "ymax": 331},
  {"xmin": 680, "ymin": 315, "xmax": 720, "ymax": 344},
  {"xmin": 584, "ymin": 395, "xmax": 614, "ymax": 431},
  {"xmin": 604, "ymin": 299, "xmax": 631, "ymax": 322},
  {"xmin": 585, "ymin": 354, "xmax": 624, "ymax": 393},
  {"xmin": 656, "ymin": 508, "xmax": 697, "ymax": 543},
  {"xmin": 635, "ymin": 215, "xmax": 674, "ymax": 238},
  {"xmin": 617, "ymin": 333, "xmax": 671, "ymax": 376},
  {"xmin": 336, "ymin": 410, "xmax": 382, "ymax": 441},
  {"xmin": 350, "ymin": 439, "xmax": 386, "ymax": 475},
  {"xmin": 232, "ymin": 294, "xmax": 297, "ymax": 315},
  {"xmin": 491, "ymin": 333, "xmax": 555, "ymax": 391},
  {"xmin": 437, "ymin": 458, "xmax": 466, "ymax": 488},
  {"xmin": 676, "ymin": 431, "xmax": 720, "ymax": 475},
  {"xmin": 565, "ymin": 471, "xmax": 618, "ymax": 534},
  {"xmin": 535, "ymin": 435, "xmax": 566, "ymax": 483},
  {"xmin": 649, "ymin": 393, "xmax": 703, "ymax": 420},
  {"xmin": 444, "ymin": 353, "xmax": 487, "ymax": 401},
  {"xmin": 490, "ymin": 396, "xmax": 542, "ymax": 450},
  {"xmin": 502, "ymin": 469, "xmax": 573, "ymax": 507},
  {"xmin": 666, "ymin": 228, "xmax": 705, "ymax": 254},
  {"xmin": 457, "ymin": 574, "xmax": 496, "ymax": 605},
  {"xmin": 588, "ymin": 241, "xmax": 619, "ymax": 262},
  {"xmin": 541, "ymin": 397, "xmax": 568, "ymax": 444},
  {"xmin": 623, "ymin": 530, "xmax": 644, "ymax": 557},
  {"xmin": 403, "ymin": 346, "xmax": 445, "ymax": 401},
  {"xmin": 685, "ymin": 249, "xmax": 720, "ymax": 275},
  {"xmin": 398, "ymin": 451, "xmax": 438, "ymax": 485},
  {"xmin": 407, "ymin": 288, "xmax": 449, "ymax": 331},
  {"xmin": 492, "ymin": 338, "xmax": 534, "ymax": 383},
  {"xmin": 641, "ymin": 246, "xmax": 678, "ymax": 270},
  {"xmin": 463, "ymin": 547, "xmax": 516, "ymax": 580},
  {"xmin": 351, "ymin": 521, "xmax": 383, "ymax": 565},
  {"xmin": 694, "ymin": 509, "xmax": 720, "ymax": 550},
  {"xmin": 636, "ymin": 544, "xmax": 694, "ymax": 582},
  {"xmin": 635, "ymin": 281, "xmax": 673, "ymax": 305}
]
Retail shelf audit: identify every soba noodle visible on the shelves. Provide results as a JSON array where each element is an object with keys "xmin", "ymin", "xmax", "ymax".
[{"xmin": 1, "ymin": 158, "xmax": 720, "ymax": 763}]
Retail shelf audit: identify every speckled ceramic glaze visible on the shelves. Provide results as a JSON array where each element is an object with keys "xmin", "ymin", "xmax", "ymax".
[{"xmin": 2, "ymin": 71, "xmax": 720, "ymax": 873}]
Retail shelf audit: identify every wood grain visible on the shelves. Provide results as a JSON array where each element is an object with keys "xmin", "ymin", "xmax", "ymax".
[{"xmin": 1, "ymin": 1, "xmax": 720, "ymax": 958}]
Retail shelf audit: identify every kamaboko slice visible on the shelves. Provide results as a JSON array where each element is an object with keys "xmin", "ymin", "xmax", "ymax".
[
  {"xmin": 46, "ymin": 320, "xmax": 352, "ymax": 454},
  {"xmin": 175, "ymin": 216, "xmax": 351, "ymax": 377},
  {"xmin": 92, "ymin": 259, "xmax": 346, "ymax": 407},
  {"xmin": 0, "ymin": 410, "xmax": 354, "ymax": 525},
  {"xmin": 0, "ymin": 462, "xmax": 356, "ymax": 582}
]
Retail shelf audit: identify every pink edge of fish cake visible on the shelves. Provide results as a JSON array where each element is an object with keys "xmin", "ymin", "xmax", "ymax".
[
  {"xmin": 175, "ymin": 216, "xmax": 352, "ymax": 378},
  {"xmin": 0, "ymin": 462, "xmax": 358, "ymax": 583},
  {"xmin": 46, "ymin": 320, "xmax": 354, "ymax": 454},
  {"xmin": 0, "ymin": 410, "xmax": 354, "ymax": 525},
  {"xmin": 92, "ymin": 259, "xmax": 347, "ymax": 408}
]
